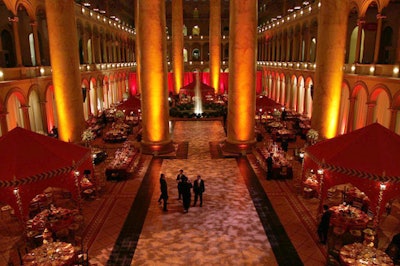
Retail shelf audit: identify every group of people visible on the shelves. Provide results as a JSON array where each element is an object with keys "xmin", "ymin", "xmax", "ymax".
[{"xmin": 158, "ymin": 169, "xmax": 205, "ymax": 213}]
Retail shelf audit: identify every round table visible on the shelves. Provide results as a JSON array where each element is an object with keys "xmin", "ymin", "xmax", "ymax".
[
  {"xmin": 22, "ymin": 242, "xmax": 78, "ymax": 265},
  {"xmin": 329, "ymin": 205, "xmax": 370, "ymax": 230},
  {"xmin": 339, "ymin": 242, "xmax": 393, "ymax": 265}
]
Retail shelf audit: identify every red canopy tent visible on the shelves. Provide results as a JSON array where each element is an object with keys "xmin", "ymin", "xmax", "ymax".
[
  {"xmin": 179, "ymin": 81, "xmax": 215, "ymax": 100},
  {"xmin": 303, "ymin": 123, "xmax": 400, "ymax": 221},
  {"xmin": 256, "ymin": 95, "xmax": 283, "ymax": 113},
  {"xmin": 0, "ymin": 127, "xmax": 93, "ymax": 220},
  {"xmin": 116, "ymin": 96, "xmax": 141, "ymax": 115}
]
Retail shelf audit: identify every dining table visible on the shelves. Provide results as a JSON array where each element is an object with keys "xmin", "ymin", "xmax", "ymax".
[
  {"xmin": 22, "ymin": 241, "xmax": 78, "ymax": 266},
  {"xmin": 329, "ymin": 204, "xmax": 370, "ymax": 230},
  {"xmin": 339, "ymin": 242, "xmax": 394, "ymax": 266}
]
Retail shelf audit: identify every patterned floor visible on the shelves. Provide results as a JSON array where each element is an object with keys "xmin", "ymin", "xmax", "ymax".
[{"xmin": 82, "ymin": 121, "xmax": 327, "ymax": 265}]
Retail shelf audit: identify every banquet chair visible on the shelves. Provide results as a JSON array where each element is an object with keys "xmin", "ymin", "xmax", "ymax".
[
  {"xmin": 352, "ymin": 200, "xmax": 363, "ymax": 210},
  {"xmin": 279, "ymin": 166, "xmax": 288, "ymax": 179}
]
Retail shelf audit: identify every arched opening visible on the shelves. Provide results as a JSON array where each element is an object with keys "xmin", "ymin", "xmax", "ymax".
[
  {"xmin": 28, "ymin": 90, "xmax": 44, "ymax": 133},
  {"xmin": 338, "ymin": 83, "xmax": 350, "ymax": 134}
]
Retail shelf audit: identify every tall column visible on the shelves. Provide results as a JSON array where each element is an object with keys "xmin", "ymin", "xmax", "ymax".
[
  {"xmin": 0, "ymin": 112, "xmax": 8, "ymax": 135},
  {"xmin": 138, "ymin": 0, "xmax": 174, "ymax": 155},
  {"xmin": 9, "ymin": 17, "xmax": 22, "ymax": 66},
  {"xmin": 20, "ymin": 105, "xmax": 31, "ymax": 130},
  {"xmin": 30, "ymin": 21, "xmax": 42, "ymax": 66},
  {"xmin": 373, "ymin": 13, "xmax": 384, "ymax": 64},
  {"xmin": 39, "ymin": 100, "xmax": 48, "ymax": 132},
  {"xmin": 346, "ymin": 97, "xmax": 356, "ymax": 132},
  {"xmin": 389, "ymin": 109, "xmax": 397, "ymax": 131},
  {"xmin": 134, "ymin": 0, "xmax": 142, "ymax": 94},
  {"xmin": 45, "ymin": 0, "xmax": 85, "ymax": 143},
  {"xmin": 223, "ymin": 0, "xmax": 257, "ymax": 154},
  {"xmin": 210, "ymin": 0, "xmax": 221, "ymax": 94},
  {"xmin": 365, "ymin": 102, "xmax": 376, "ymax": 125},
  {"xmin": 304, "ymin": 27, "xmax": 311, "ymax": 62},
  {"xmin": 172, "ymin": 0, "xmax": 183, "ymax": 95},
  {"xmin": 354, "ymin": 18, "xmax": 365, "ymax": 64},
  {"xmin": 311, "ymin": 0, "xmax": 349, "ymax": 139}
]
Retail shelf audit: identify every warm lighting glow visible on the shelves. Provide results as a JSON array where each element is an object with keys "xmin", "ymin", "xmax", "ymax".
[
  {"xmin": 74, "ymin": 170, "xmax": 80, "ymax": 176},
  {"xmin": 369, "ymin": 66, "xmax": 375, "ymax": 73},
  {"xmin": 299, "ymin": 152, "xmax": 305, "ymax": 159},
  {"xmin": 351, "ymin": 65, "xmax": 356, "ymax": 72},
  {"xmin": 380, "ymin": 183, "xmax": 387, "ymax": 191},
  {"xmin": 393, "ymin": 66, "xmax": 399, "ymax": 74},
  {"xmin": 317, "ymin": 169, "xmax": 324, "ymax": 175},
  {"xmin": 13, "ymin": 188, "xmax": 18, "ymax": 195}
]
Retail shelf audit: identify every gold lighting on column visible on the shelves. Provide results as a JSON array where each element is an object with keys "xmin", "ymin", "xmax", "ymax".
[
  {"xmin": 223, "ymin": 0, "xmax": 257, "ymax": 154},
  {"xmin": 172, "ymin": 0, "xmax": 184, "ymax": 94},
  {"xmin": 210, "ymin": 0, "xmax": 221, "ymax": 94},
  {"xmin": 45, "ymin": 0, "xmax": 85, "ymax": 143},
  {"xmin": 311, "ymin": 0, "xmax": 349, "ymax": 139},
  {"xmin": 138, "ymin": 0, "xmax": 173, "ymax": 155}
]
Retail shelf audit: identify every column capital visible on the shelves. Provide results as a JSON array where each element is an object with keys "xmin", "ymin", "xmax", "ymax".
[
  {"xmin": 376, "ymin": 13, "xmax": 386, "ymax": 20},
  {"xmin": 357, "ymin": 18, "xmax": 365, "ymax": 26},
  {"xmin": 8, "ymin": 16, "xmax": 18, "ymax": 23}
]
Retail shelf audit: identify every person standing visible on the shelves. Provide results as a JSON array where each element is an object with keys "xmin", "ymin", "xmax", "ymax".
[
  {"xmin": 158, "ymin": 173, "xmax": 168, "ymax": 211},
  {"xmin": 176, "ymin": 169, "xmax": 186, "ymax": 200},
  {"xmin": 181, "ymin": 177, "xmax": 192, "ymax": 213},
  {"xmin": 193, "ymin": 175, "xmax": 205, "ymax": 207},
  {"xmin": 317, "ymin": 204, "xmax": 332, "ymax": 244},
  {"xmin": 266, "ymin": 153, "xmax": 274, "ymax": 180}
]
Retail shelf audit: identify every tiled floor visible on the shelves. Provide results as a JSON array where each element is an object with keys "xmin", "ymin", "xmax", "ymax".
[
  {"xmin": 1, "ymin": 120, "xmax": 399, "ymax": 266},
  {"xmin": 84, "ymin": 121, "xmax": 326, "ymax": 266}
]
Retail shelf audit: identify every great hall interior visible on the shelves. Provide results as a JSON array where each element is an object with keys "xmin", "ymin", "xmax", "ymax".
[{"xmin": 1, "ymin": 0, "xmax": 400, "ymax": 265}]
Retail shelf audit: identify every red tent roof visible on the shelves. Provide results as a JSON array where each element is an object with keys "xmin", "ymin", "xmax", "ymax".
[
  {"xmin": 179, "ymin": 81, "xmax": 214, "ymax": 97},
  {"xmin": 0, "ymin": 127, "xmax": 91, "ymax": 186},
  {"xmin": 306, "ymin": 123, "xmax": 400, "ymax": 181},
  {"xmin": 116, "ymin": 96, "xmax": 141, "ymax": 114}
]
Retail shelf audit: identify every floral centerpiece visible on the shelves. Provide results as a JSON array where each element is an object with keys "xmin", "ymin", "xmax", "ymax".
[
  {"xmin": 115, "ymin": 110, "xmax": 125, "ymax": 121},
  {"xmin": 306, "ymin": 129, "xmax": 319, "ymax": 144},
  {"xmin": 81, "ymin": 129, "xmax": 95, "ymax": 147}
]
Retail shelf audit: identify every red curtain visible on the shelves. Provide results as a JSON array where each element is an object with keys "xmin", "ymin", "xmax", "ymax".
[{"xmin": 129, "ymin": 71, "xmax": 262, "ymax": 96}]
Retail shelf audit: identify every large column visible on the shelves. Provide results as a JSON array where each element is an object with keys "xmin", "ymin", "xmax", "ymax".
[
  {"xmin": 134, "ymin": 0, "xmax": 142, "ymax": 94},
  {"xmin": 45, "ymin": 0, "xmax": 85, "ymax": 143},
  {"xmin": 138, "ymin": 0, "xmax": 174, "ymax": 155},
  {"xmin": 9, "ymin": 17, "xmax": 22, "ymax": 66},
  {"xmin": 373, "ymin": 13, "xmax": 384, "ymax": 64},
  {"xmin": 223, "ymin": 0, "xmax": 257, "ymax": 154},
  {"xmin": 311, "ymin": 0, "xmax": 349, "ymax": 139},
  {"xmin": 31, "ymin": 21, "xmax": 42, "ymax": 66},
  {"xmin": 172, "ymin": 0, "xmax": 184, "ymax": 95},
  {"xmin": 210, "ymin": 0, "xmax": 221, "ymax": 94},
  {"xmin": 354, "ymin": 18, "xmax": 365, "ymax": 64}
]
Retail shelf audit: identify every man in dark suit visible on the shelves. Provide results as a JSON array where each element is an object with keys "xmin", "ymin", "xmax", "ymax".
[
  {"xmin": 158, "ymin": 173, "xmax": 168, "ymax": 211},
  {"xmin": 193, "ymin": 175, "xmax": 205, "ymax": 207},
  {"xmin": 181, "ymin": 178, "xmax": 192, "ymax": 213},
  {"xmin": 176, "ymin": 169, "xmax": 186, "ymax": 200},
  {"xmin": 317, "ymin": 204, "xmax": 332, "ymax": 244}
]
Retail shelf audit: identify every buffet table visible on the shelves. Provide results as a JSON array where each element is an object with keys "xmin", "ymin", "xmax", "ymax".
[
  {"xmin": 253, "ymin": 147, "xmax": 293, "ymax": 179},
  {"xmin": 339, "ymin": 242, "xmax": 393, "ymax": 266},
  {"xmin": 106, "ymin": 144, "xmax": 140, "ymax": 181},
  {"xmin": 22, "ymin": 242, "xmax": 78, "ymax": 265}
]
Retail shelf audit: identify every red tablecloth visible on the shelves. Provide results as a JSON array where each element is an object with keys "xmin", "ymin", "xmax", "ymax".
[{"xmin": 330, "ymin": 205, "xmax": 370, "ymax": 230}]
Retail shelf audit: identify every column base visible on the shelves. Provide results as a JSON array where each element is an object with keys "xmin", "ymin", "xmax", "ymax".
[
  {"xmin": 141, "ymin": 141, "xmax": 175, "ymax": 156},
  {"xmin": 221, "ymin": 140, "xmax": 256, "ymax": 156}
]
